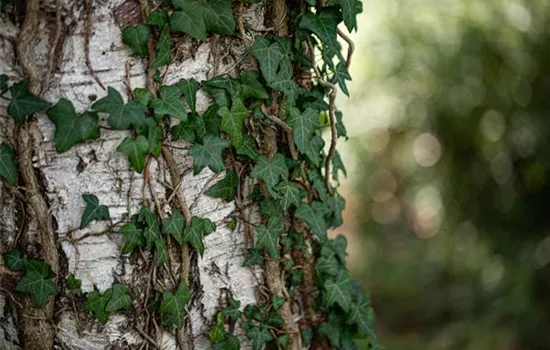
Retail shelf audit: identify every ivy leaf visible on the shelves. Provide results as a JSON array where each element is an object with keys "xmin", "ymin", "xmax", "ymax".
[
  {"xmin": 250, "ymin": 36, "xmax": 284, "ymax": 84},
  {"xmin": 318, "ymin": 313, "xmax": 343, "ymax": 346},
  {"xmin": 295, "ymin": 202, "xmax": 327, "ymax": 239},
  {"xmin": 120, "ymin": 223, "xmax": 144, "ymax": 254},
  {"xmin": 268, "ymin": 63, "xmax": 300, "ymax": 105},
  {"xmin": 189, "ymin": 135, "xmax": 230, "ymax": 174},
  {"xmin": 246, "ymin": 324, "xmax": 273, "ymax": 350},
  {"xmin": 24, "ymin": 259, "xmax": 54, "ymax": 278},
  {"xmin": 316, "ymin": 253, "xmax": 339, "ymax": 277},
  {"xmin": 151, "ymin": 85, "xmax": 187, "ymax": 121},
  {"xmin": 331, "ymin": 150, "xmax": 347, "ymax": 182},
  {"xmin": 66, "ymin": 274, "xmax": 82, "ymax": 291},
  {"xmin": 209, "ymin": 312, "xmax": 228, "ymax": 342},
  {"xmin": 122, "ymin": 24, "xmax": 150, "ymax": 57},
  {"xmin": 84, "ymin": 289, "xmax": 113, "ymax": 324},
  {"xmin": 3, "ymin": 249, "xmax": 25, "ymax": 271},
  {"xmin": 117, "ymin": 135, "xmax": 150, "ymax": 173},
  {"xmin": 203, "ymin": 105, "xmax": 222, "ymax": 135},
  {"xmin": 222, "ymin": 297, "xmax": 241, "ymax": 322},
  {"xmin": 271, "ymin": 295, "xmax": 286, "ymax": 311},
  {"xmin": 152, "ymin": 25, "xmax": 172, "ymax": 68},
  {"xmin": 155, "ymin": 238, "xmax": 169, "ymax": 265},
  {"xmin": 205, "ymin": 170, "xmax": 238, "ymax": 202},
  {"xmin": 170, "ymin": 1, "xmax": 206, "ymax": 40},
  {"xmin": 330, "ymin": 234, "xmax": 348, "ymax": 263},
  {"xmin": 92, "ymin": 87, "xmax": 148, "ymax": 130},
  {"xmin": 161, "ymin": 282, "xmax": 191, "ymax": 328},
  {"xmin": 0, "ymin": 143, "xmax": 17, "ymax": 185},
  {"xmin": 243, "ymin": 248, "xmax": 264, "ymax": 267},
  {"xmin": 304, "ymin": 134, "xmax": 325, "ymax": 167},
  {"xmin": 239, "ymin": 70, "xmax": 269, "ymax": 100},
  {"xmin": 16, "ymin": 269, "xmax": 57, "ymax": 307},
  {"xmin": 162, "ymin": 209, "xmax": 185, "ymax": 244},
  {"xmin": 219, "ymin": 98, "xmax": 248, "ymax": 148},
  {"xmin": 183, "ymin": 216, "xmax": 216, "ymax": 256},
  {"xmin": 288, "ymin": 108, "xmax": 319, "ymax": 154},
  {"xmin": 213, "ymin": 335, "xmax": 240, "ymax": 350},
  {"xmin": 200, "ymin": 0, "xmax": 236, "ymax": 35},
  {"xmin": 145, "ymin": 120, "xmax": 163, "ymax": 157},
  {"xmin": 204, "ymin": 76, "xmax": 240, "ymax": 97},
  {"xmin": 331, "ymin": 62, "xmax": 352, "ymax": 97},
  {"xmin": 275, "ymin": 182, "xmax": 303, "ymax": 210},
  {"xmin": 134, "ymin": 88, "xmax": 153, "ymax": 106},
  {"xmin": 46, "ymin": 99, "xmax": 100, "ymax": 153},
  {"xmin": 335, "ymin": 110, "xmax": 347, "ymax": 140},
  {"xmin": 80, "ymin": 194, "xmax": 110, "ymax": 229},
  {"xmin": 236, "ymin": 135, "xmax": 259, "ymax": 161},
  {"xmin": 347, "ymin": 295, "xmax": 376, "ymax": 338},
  {"xmin": 0, "ymin": 74, "xmax": 8, "ymax": 91},
  {"xmin": 324, "ymin": 271, "xmax": 352, "ymax": 312},
  {"xmin": 178, "ymin": 78, "xmax": 200, "ymax": 113},
  {"xmin": 7, "ymin": 79, "xmax": 50, "ymax": 123},
  {"xmin": 148, "ymin": 10, "xmax": 169, "ymax": 26},
  {"xmin": 105, "ymin": 283, "xmax": 132, "ymax": 312},
  {"xmin": 255, "ymin": 225, "xmax": 280, "ymax": 260},
  {"xmin": 298, "ymin": 10, "xmax": 343, "ymax": 61},
  {"xmin": 339, "ymin": 0, "xmax": 358, "ymax": 32},
  {"xmin": 250, "ymin": 154, "xmax": 288, "ymax": 191}
]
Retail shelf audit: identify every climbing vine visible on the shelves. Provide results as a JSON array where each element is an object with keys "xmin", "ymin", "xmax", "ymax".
[{"xmin": 0, "ymin": 0, "xmax": 378, "ymax": 349}]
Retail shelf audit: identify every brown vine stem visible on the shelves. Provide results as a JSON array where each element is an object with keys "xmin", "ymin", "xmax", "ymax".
[
  {"xmin": 306, "ymin": 39, "xmax": 338, "ymax": 193},
  {"xmin": 85, "ymin": 0, "xmax": 106, "ymax": 90},
  {"xmin": 260, "ymin": 104, "xmax": 298, "ymax": 160},
  {"xmin": 337, "ymin": 28, "xmax": 355, "ymax": 69},
  {"xmin": 15, "ymin": 0, "xmax": 60, "ymax": 349}
]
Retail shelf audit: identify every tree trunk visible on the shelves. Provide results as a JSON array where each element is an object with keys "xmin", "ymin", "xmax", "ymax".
[{"xmin": 0, "ymin": 0, "xmax": 264, "ymax": 348}]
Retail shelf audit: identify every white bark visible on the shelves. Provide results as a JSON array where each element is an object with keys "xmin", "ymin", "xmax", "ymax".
[{"xmin": 0, "ymin": 0, "xmax": 267, "ymax": 348}]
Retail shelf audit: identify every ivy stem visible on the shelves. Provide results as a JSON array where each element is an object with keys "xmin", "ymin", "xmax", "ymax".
[{"xmin": 337, "ymin": 28, "xmax": 355, "ymax": 69}]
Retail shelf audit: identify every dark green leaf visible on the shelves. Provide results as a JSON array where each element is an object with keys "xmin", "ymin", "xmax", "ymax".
[
  {"xmin": 189, "ymin": 135, "xmax": 229, "ymax": 174},
  {"xmin": 243, "ymin": 248, "xmax": 264, "ymax": 267},
  {"xmin": 219, "ymin": 98, "xmax": 248, "ymax": 148},
  {"xmin": 246, "ymin": 324, "xmax": 273, "ymax": 350},
  {"xmin": 92, "ymin": 87, "xmax": 148, "ymax": 130},
  {"xmin": 16, "ymin": 270, "xmax": 56, "ymax": 307},
  {"xmin": 298, "ymin": 10, "xmax": 343, "ymax": 61},
  {"xmin": 105, "ymin": 283, "xmax": 132, "ymax": 312},
  {"xmin": 331, "ymin": 61, "xmax": 352, "ymax": 96},
  {"xmin": 205, "ymin": 170, "xmax": 238, "ymax": 201},
  {"xmin": 271, "ymin": 295, "xmax": 286, "ymax": 311},
  {"xmin": 324, "ymin": 271, "xmax": 352, "ymax": 312},
  {"xmin": 122, "ymin": 24, "xmax": 150, "ymax": 57},
  {"xmin": 331, "ymin": 150, "xmax": 347, "ymax": 182},
  {"xmin": 288, "ymin": 108, "xmax": 319, "ymax": 155},
  {"xmin": 24, "ymin": 259, "xmax": 54, "ymax": 278},
  {"xmin": 295, "ymin": 202, "xmax": 327, "ymax": 238},
  {"xmin": 148, "ymin": 10, "xmax": 169, "ymax": 26},
  {"xmin": 0, "ymin": 74, "xmax": 8, "ymax": 91},
  {"xmin": 170, "ymin": 5, "xmax": 207, "ymax": 40},
  {"xmin": 178, "ymin": 78, "xmax": 200, "ymax": 113},
  {"xmin": 203, "ymin": 105, "xmax": 222, "ymax": 135},
  {"xmin": 250, "ymin": 154, "xmax": 288, "ymax": 190},
  {"xmin": 222, "ymin": 297, "xmax": 241, "ymax": 322},
  {"xmin": 200, "ymin": 0, "xmax": 236, "ymax": 35},
  {"xmin": 209, "ymin": 313, "xmax": 228, "ymax": 342},
  {"xmin": 275, "ymin": 182, "xmax": 303, "ymax": 210},
  {"xmin": 7, "ymin": 79, "xmax": 50, "ymax": 123},
  {"xmin": 80, "ymin": 194, "xmax": 110, "ymax": 229},
  {"xmin": 134, "ymin": 88, "xmax": 153, "ymax": 106},
  {"xmin": 304, "ymin": 134, "xmax": 325, "ymax": 167},
  {"xmin": 255, "ymin": 225, "xmax": 280, "ymax": 260},
  {"xmin": 152, "ymin": 25, "xmax": 172, "ymax": 68},
  {"xmin": 250, "ymin": 36, "xmax": 284, "ymax": 84},
  {"xmin": 85, "ymin": 289, "xmax": 113, "ymax": 324},
  {"xmin": 161, "ymin": 282, "xmax": 191, "ymax": 328},
  {"xmin": 162, "ymin": 209, "xmax": 185, "ymax": 244},
  {"xmin": 318, "ymin": 313, "xmax": 342, "ymax": 346},
  {"xmin": 117, "ymin": 135, "xmax": 150, "ymax": 173},
  {"xmin": 66, "ymin": 274, "xmax": 82, "ymax": 291},
  {"xmin": 3, "ymin": 250, "xmax": 25, "ymax": 271},
  {"xmin": 151, "ymin": 85, "xmax": 187, "ymax": 121},
  {"xmin": 0, "ymin": 142, "xmax": 17, "ymax": 185},
  {"xmin": 46, "ymin": 99, "xmax": 100, "ymax": 153},
  {"xmin": 335, "ymin": 110, "xmax": 347, "ymax": 140},
  {"xmin": 239, "ymin": 70, "xmax": 269, "ymax": 100},
  {"xmin": 120, "ymin": 223, "xmax": 144, "ymax": 254},
  {"xmin": 213, "ymin": 335, "xmax": 240, "ymax": 350},
  {"xmin": 339, "ymin": 0, "xmax": 358, "ymax": 32},
  {"xmin": 183, "ymin": 216, "xmax": 216, "ymax": 256},
  {"xmin": 236, "ymin": 135, "xmax": 259, "ymax": 161}
]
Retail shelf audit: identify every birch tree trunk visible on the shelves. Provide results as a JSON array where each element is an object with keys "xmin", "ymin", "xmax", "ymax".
[{"xmin": 0, "ymin": 0, "xmax": 269, "ymax": 348}]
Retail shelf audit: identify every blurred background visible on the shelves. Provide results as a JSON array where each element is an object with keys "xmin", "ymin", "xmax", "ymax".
[{"xmin": 335, "ymin": 0, "xmax": 550, "ymax": 349}]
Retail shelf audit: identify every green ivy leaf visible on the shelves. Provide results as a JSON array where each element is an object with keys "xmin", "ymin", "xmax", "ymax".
[
  {"xmin": 339, "ymin": 0, "xmax": 358, "ymax": 32},
  {"xmin": 183, "ymin": 216, "xmax": 216, "ymax": 256},
  {"xmin": 316, "ymin": 252, "xmax": 339, "ymax": 277},
  {"xmin": 145, "ymin": 119, "xmax": 163, "ymax": 157},
  {"xmin": 0, "ymin": 143, "xmax": 17, "ymax": 185},
  {"xmin": 268, "ymin": 62, "xmax": 301, "ymax": 104},
  {"xmin": 213, "ymin": 335, "xmax": 240, "ymax": 350},
  {"xmin": 222, "ymin": 297, "xmax": 241, "ymax": 322},
  {"xmin": 24, "ymin": 259, "xmax": 54, "ymax": 278},
  {"xmin": 151, "ymin": 85, "xmax": 187, "ymax": 121},
  {"xmin": 205, "ymin": 170, "xmax": 238, "ymax": 201},
  {"xmin": 203, "ymin": 105, "xmax": 222, "ymax": 135},
  {"xmin": 170, "ymin": 0, "xmax": 235, "ymax": 38},
  {"xmin": 331, "ymin": 150, "xmax": 347, "ymax": 182},
  {"xmin": 243, "ymin": 248, "xmax": 264, "ymax": 267},
  {"xmin": 275, "ymin": 182, "xmax": 303, "ymax": 210},
  {"xmin": 7, "ymin": 79, "xmax": 50, "ymax": 123},
  {"xmin": 330, "ymin": 234, "xmax": 348, "ymax": 263},
  {"xmin": 288, "ymin": 108, "xmax": 319, "ymax": 155},
  {"xmin": 16, "ymin": 268, "xmax": 57, "ymax": 307},
  {"xmin": 80, "ymin": 194, "xmax": 110, "ymax": 229},
  {"xmin": 239, "ymin": 70, "xmax": 269, "ymax": 100},
  {"xmin": 331, "ymin": 62, "xmax": 352, "ymax": 97},
  {"xmin": 105, "ymin": 283, "xmax": 132, "ymax": 312},
  {"xmin": 3, "ymin": 249, "xmax": 25, "ymax": 271},
  {"xmin": 46, "ymin": 99, "xmax": 100, "ymax": 153},
  {"xmin": 120, "ymin": 223, "xmax": 144, "ymax": 254},
  {"xmin": 250, "ymin": 36, "xmax": 284, "ymax": 84},
  {"xmin": 171, "ymin": 112, "xmax": 205, "ymax": 143},
  {"xmin": 161, "ymin": 282, "xmax": 191, "ymax": 328},
  {"xmin": 209, "ymin": 313, "xmax": 228, "ymax": 342},
  {"xmin": 295, "ymin": 202, "xmax": 327, "ymax": 239},
  {"xmin": 299, "ymin": 10, "xmax": 343, "ymax": 61},
  {"xmin": 162, "ymin": 209, "xmax": 185, "ymax": 244},
  {"xmin": 92, "ymin": 87, "xmax": 148, "ymax": 130},
  {"xmin": 178, "ymin": 78, "xmax": 200, "ymax": 113},
  {"xmin": 200, "ymin": 0, "xmax": 236, "ymax": 35},
  {"xmin": 122, "ymin": 24, "xmax": 150, "ymax": 57},
  {"xmin": 347, "ymin": 294, "xmax": 376, "ymax": 339},
  {"xmin": 117, "ymin": 135, "xmax": 150, "ymax": 173},
  {"xmin": 335, "ymin": 110, "xmax": 348, "ymax": 140},
  {"xmin": 189, "ymin": 135, "xmax": 230, "ymax": 174},
  {"xmin": 304, "ymin": 134, "xmax": 325, "ymax": 167},
  {"xmin": 324, "ymin": 271, "xmax": 352, "ymax": 312},
  {"xmin": 318, "ymin": 313, "xmax": 343, "ymax": 347},
  {"xmin": 134, "ymin": 88, "xmax": 153, "ymax": 106},
  {"xmin": 246, "ymin": 324, "xmax": 273, "ymax": 350},
  {"xmin": 66, "ymin": 274, "xmax": 82, "ymax": 291},
  {"xmin": 236, "ymin": 135, "xmax": 259, "ymax": 161},
  {"xmin": 84, "ymin": 289, "xmax": 113, "ymax": 324},
  {"xmin": 151, "ymin": 25, "xmax": 172, "ymax": 68},
  {"xmin": 250, "ymin": 154, "xmax": 288, "ymax": 191},
  {"xmin": 155, "ymin": 238, "xmax": 169, "ymax": 265},
  {"xmin": 170, "ymin": 3, "xmax": 206, "ymax": 40},
  {"xmin": 271, "ymin": 295, "xmax": 286, "ymax": 311},
  {"xmin": 255, "ymin": 225, "xmax": 280, "ymax": 260},
  {"xmin": 219, "ymin": 98, "xmax": 248, "ymax": 148},
  {"xmin": 148, "ymin": 10, "xmax": 169, "ymax": 26}
]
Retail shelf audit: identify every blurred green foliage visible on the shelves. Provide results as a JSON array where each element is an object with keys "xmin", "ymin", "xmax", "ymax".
[{"xmin": 348, "ymin": 1, "xmax": 550, "ymax": 349}]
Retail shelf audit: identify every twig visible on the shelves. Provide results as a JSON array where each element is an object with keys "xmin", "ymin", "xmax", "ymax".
[
  {"xmin": 189, "ymin": 172, "xmax": 220, "ymax": 212},
  {"xmin": 237, "ymin": 2, "xmax": 258, "ymax": 70},
  {"xmin": 85, "ymin": 0, "xmax": 106, "ymax": 90},
  {"xmin": 43, "ymin": 0, "xmax": 62, "ymax": 94},
  {"xmin": 337, "ymin": 28, "xmax": 355, "ymax": 69},
  {"xmin": 260, "ymin": 104, "xmax": 298, "ymax": 160},
  {"xmin": 135, "ymin": 326, "xmax": 161, "ymax": 349}
]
